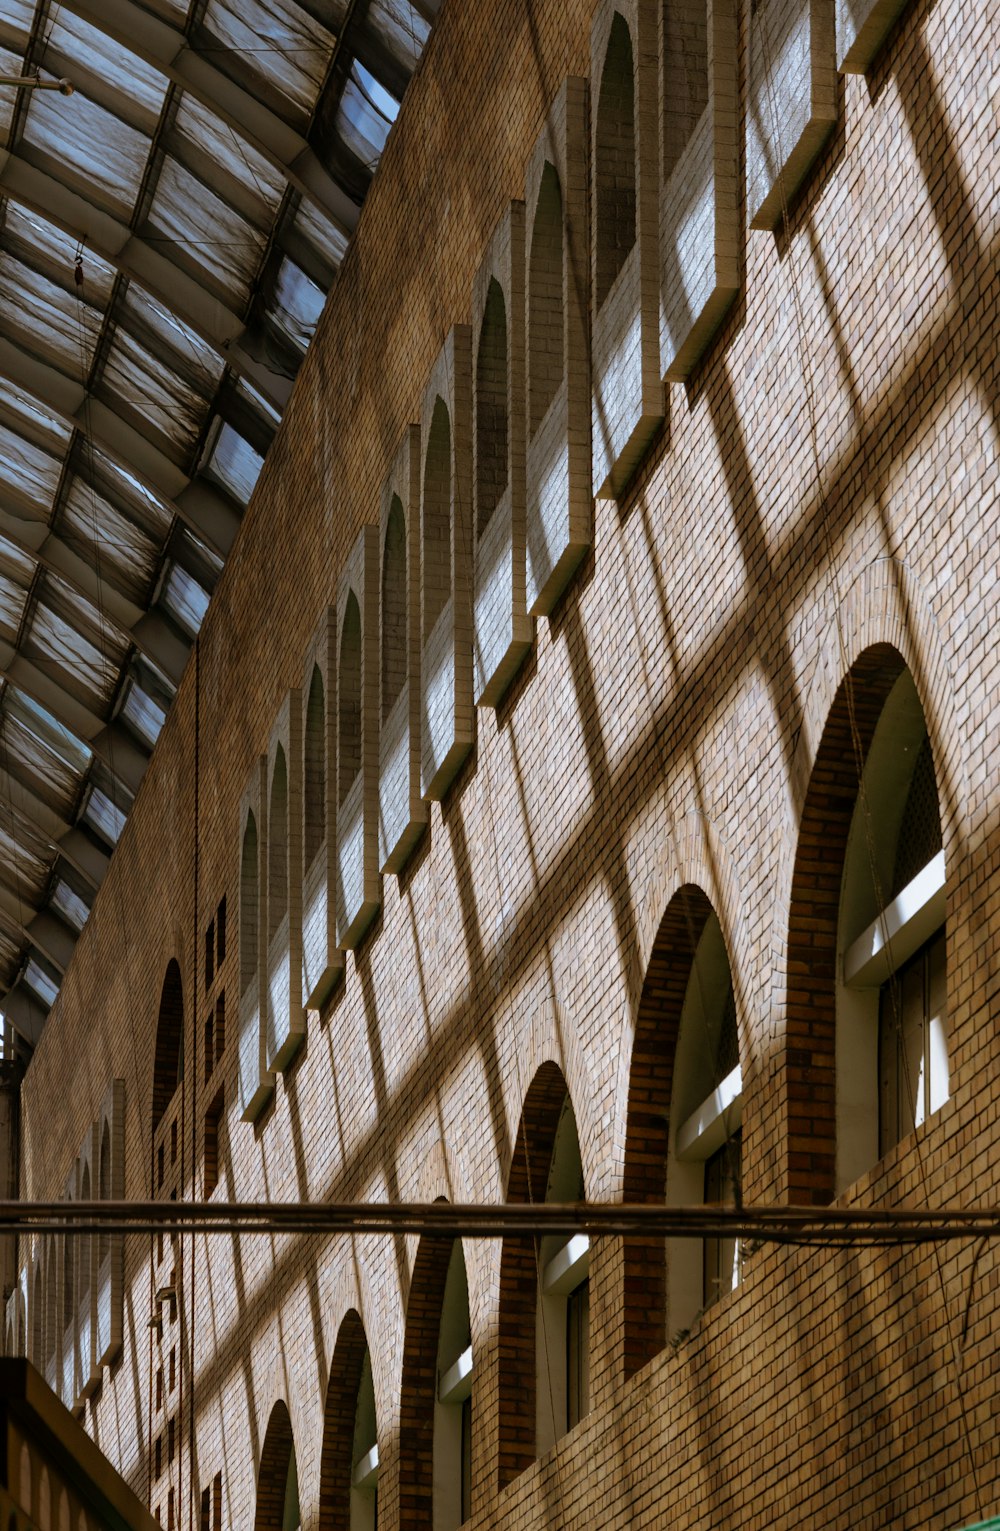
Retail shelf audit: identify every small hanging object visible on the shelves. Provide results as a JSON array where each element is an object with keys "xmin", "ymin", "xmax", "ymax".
[{"xmin": 74, "ymin": 253, "xmax": 84, "ymax": 288}]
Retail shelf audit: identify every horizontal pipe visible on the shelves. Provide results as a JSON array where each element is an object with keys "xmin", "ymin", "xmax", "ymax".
[
  {"xmin": 1, "ymin": 1199, "xmax": 999, "ymax": 1243},
  {"xmin": 0, "ymin": 76, "xmax": 74, "ymax": 93}
]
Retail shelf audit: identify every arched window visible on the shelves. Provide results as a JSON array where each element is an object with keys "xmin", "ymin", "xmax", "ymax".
[
  {"xmin": 399, "ymin": 1232, "xmax": 473, "ymax": 1530},
  {"xmin": 320, "ymin": 1310, "xmax": 378, "ymax": 1531},
  {"xmin": 475, "ymin": 280, "xmax": 508, "ymax": 536},
  {"xmin": 622, "ymin": 888, "xmax": 741, "ymax": 1373},
  {"xmin": 269, "ymin": 747, "xmax": 289, "ymax": 944},
  {"xmin": 304, "ymin": 665, "xmax": 326, "ymax": 870},
  {"xmin": 528, "ymin": 163, "xmax": 565, "ymax": 439},
  {"xmin": 98, "ymin": 1124, "xmax": 111, "ymax": 1268},
  {"xmin": 594, "ymin": 13, "xmax": 636, "ymax": 308},
  {"xmin": 422, "ymin": 399, "xmax": 452, "ymax": 643},
  {"xmin": 31, "ymin": 1260, "xmax": 42, "ymax": 1368},
  {"xmin": 498, "ymin": 1065, "xmax": 588, "ymax": 1486},
  {"xmin": 338, "ymin": 595, "xmax": 362, "ymax": 807},
  {"xmin": 254, "ymin": 1402, "xmax": 299, "ymax": 1531},
  {"xmin": 151, "ymin": 959, "xmax": 184, "ymax": 1137},
  {"xmin": 240, "ymin": 812, "xmax": 259, "ymax": 1008},
  {"xmin": 786, "ymin": 649, "xmax": 949, "ymax": 1198},
  {"xmin": 44, "ymin": 1236, "xmax": 58, "ymax": 1390},
  {"xmin": 381, "ymin": 499, "xmax": 407, "ymax": 724},
  {"xmin": 838, "ymin": 666, "xmax": 947, "ymax": 1178}
]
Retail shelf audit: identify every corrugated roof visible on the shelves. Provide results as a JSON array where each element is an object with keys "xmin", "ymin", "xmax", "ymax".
[{"xmin": 0, "ymin": 0, "xmax": 438, "ymax": 1054}]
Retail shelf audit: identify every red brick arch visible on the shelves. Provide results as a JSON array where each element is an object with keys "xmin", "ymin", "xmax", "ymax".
[
  {"xmin": 621, "ymin": 883, "xmax": 714, "ymax": 1378},
  {"xmin": 319, "ymin": 1309, "xmax": 370, "ymax": 1531},
  {"xmin": 496, "ymin": 1060, "xmax": 573, "ymax": 1489},
  {"xmin": 398, "ymin": 1215, "xmax": 454, "ymax": 1531},
  {"xmin": 254, "ymin": 1400, "xmax": 294, "ymax": 1531},
  {"xmin": 783, "ymin": 642, "xmax": 906, "ymax": 1205}
]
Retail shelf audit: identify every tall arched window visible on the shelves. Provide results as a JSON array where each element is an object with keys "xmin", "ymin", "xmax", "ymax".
[
  {"xmin": 304, "ymin": 665, "xmax": 326, "ymax": 870},
  {"xmin": 338, "ymin": 596, "xmax": 362, "ymax": 807},
  {"xmin": 423, "ymin": 399, "xmax": 452, "ymax": 643},
  {"xmin": 595, "ymin": 13, "xmax": 636, "ymax": 308},
  {"xmin": 319, "ymin": 1310, "xmax": 378, "ymax": 1531},
  {"xmin": 381, "ymin": 499, "xmax": 406, "ymax": 725},
  {"xmin": 622, "ymin": 887, "xmax": 742, "ymax": 1373},
  {"xmin": 528, "ymin": 163, "xmax": 565, "ymax": 439},
  {"xmin": 151, "ymin": 959, "xmax": 184, "ymax": 1139},
  {"xmin": 268, "ymin": 746, "xmax": 289, "ymax": 943},
  {"xmin": 399, "ymin": 1232, "xmax": 473, "ymax": 1530},
  {"xmin": 240, "ymin": 812, "xmax": 259, "ymax": 1007},
  {"xmin": 45, "ymin": 1236, "xmax": 58, "ymax": 1391},
  {"xmin": 498, "ymin": 1065, "xmax": 589, "ymax": 1486},
  {"xmin": 786, "ymin": 649, "xmax": 948, "ymax": 1197},
  {"xmin": 98, "ymin": 1123, "xmax": 111, "ymax": 1268},
  {"xmin": 475, "ymin": 280, "xmax": 508, "ymax": 537}
]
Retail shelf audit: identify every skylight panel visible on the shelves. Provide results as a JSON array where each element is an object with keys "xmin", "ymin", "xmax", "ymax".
[
  {"xmin": 0, "ymin": 378, "xmax": 72, "ymax": 456},
  {"xmin": 0, "ymin": 252, "xmax": 104, "ymax": 382},
  {"xmin": 200, "ymin": 0, "xmax": 335, "ymax": 119},
  {"xmin": 59, "ymin": 477, "xmax": 161, "ymax": 606},
  {"xmin": 161, "ymin": 561, "xmax": 210, "ymax": 638},
  {"xmin": 81, "ymin": 783, "xmax": 127, "ymax": 847},
  {"xmin": 22, "ymin": 88, "xmax": 150, "ymax": 222},
  {"xmin": 0, "ymin": 47, "xmax": 21, "ymax": 144},
  {"xmin": 7, "ymin": 690, "xmax": 92, "ymax": 776},
  {"xmin": 3, "ymin": 203, "xmax": 117, "ymax": 301},
  {"xmin": 45, "ymin": 8, "xmax": 168, "ymax": 132},
  {"xmin": 146, "ymin": 157, "xmax": 266, "ymax": 309},
  {"xmin": 120, "ymin": 677, "xmax": 167, "ymax": 749},
  {"xmin": 50, "ymin": 877, "xmax": 90, "ymax": 933},
  {"xmin": 26, "ymin": 594, "xmax": 126, "ymax": 715},
  {"xmin": 0, "ymin": 422, "xmax": 63, "ymax": 517},
  {"xmin": 0, "ymin": 572, "xmax": 29, "ymax": 647},
  {"xmin": 23, "ymin": 957, "xmax": 59, "ymax": 1009},
  {"xmin": 171, "ymin": 94, "xmax": 285, "ymax": 229},
  {"xmin": 336, "ymin": 63, "xmax": 399, "ymax": 168},
  {"xmin": 0, "ymin": 0, "xmax": 34, "ymax": 49},
  {"xmin": 203, "ymin": 423, "xmax": 264, "ymax": 506},
  {"xmin": 99, "ymin": 325, "xmax": 211, "ymax": 466},
  {"xmin": 364, "ymin": 0, "xmax": 432, "ymax": 75},
  {"xmin": 270, "ymin": 258, "xmax": 325, "ymax": 352},
  {"xmin": 89, "ymin": 451, "xmax": 173, "ymax": 544}
]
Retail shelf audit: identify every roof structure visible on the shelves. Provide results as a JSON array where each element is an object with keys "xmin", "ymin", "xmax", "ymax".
[{"xmin": 0, "ymin": 0, "xmax": 438, "ymax": 1054}]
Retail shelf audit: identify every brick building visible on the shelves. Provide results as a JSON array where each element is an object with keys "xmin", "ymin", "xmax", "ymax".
[{"xmin": 2, "ymin": 0, "xmax": 999, "ymax": 1523}]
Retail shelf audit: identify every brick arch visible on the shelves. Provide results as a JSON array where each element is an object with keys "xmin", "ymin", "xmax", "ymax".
[
  {"xmin": 496, "ymin": 1061, "xmax": 574, "ymax": 1489},
  {"xmin": 319, "ymin": 1309, "xmax": 371, "ymax": 1531},
  {"xmin": 397, "ymin": 1215, "xmax": 455, "ymax": 1531},
  {"xmin": 254, "ymin": 1399, "xmax": 295, "ymax": 1531},
  {"xmin": 151, "ymin": 958, "xmax": 184, "ymax": 1134},
  {"xmin": 502, "ymin": 999, "xmax": 599, "ymax": 1203},
  {"xmin": 783, "ymin": 642, "xmax": 907, "ymax": 1205},
  {"xmin": 620, "ymin": 883, "xmax": 715, "ymax": 1377}
]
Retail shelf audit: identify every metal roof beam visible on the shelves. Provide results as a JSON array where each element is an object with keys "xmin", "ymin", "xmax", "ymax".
[
  {"xmin": 0, "ymin": 339, "xmax": 240, "ymax": 560},
  {"xmin": 24, "ymin": 910, "xmax": 76, "ymax": 974},
  {"xmin": 55, "ymin": 0, "xmax": 360, "ymax": 236},
  {"xmin": 56, "ymin": 827, "xmax": 109, "ymax": 893},
  {"xmin": 0, "ymin": 149, "xmax": 294, "ymax": 413}
]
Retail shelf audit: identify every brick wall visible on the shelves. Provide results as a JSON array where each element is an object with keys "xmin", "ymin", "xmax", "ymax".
[{"xmin": 12, "ymin": 0, "xmax": 1000, "ymax": 1523}]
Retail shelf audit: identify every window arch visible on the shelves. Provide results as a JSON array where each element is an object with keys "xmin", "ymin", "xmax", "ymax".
[
  {"xmin": 528, "ymin": 162, "xmax": 565, "ymax": 438},
  {"xmin": 98, "ymin": 1122, "xmax": 111, "ymax": 1268},
  {"xmin": 338, "ymin": 594, "xmax": 362, "ymax": 807},
  {"xmin": 151, "ymin": 959, "xmax": 184, "ymax": 1136},
  {"xmin": 31, "ymin": 1256, "xmax": 42, "ymax": 1367},
  {"xmin": 381, "ymin": 497, "xmax": 406, "ymax": 724},
  {"xmin": 44, "ymin": 1236, "xmax": 58, "ymax": 1390},
  {"xmin": 269, "ymin": 746, "xmax": 289, "ymax": 943},
  {"xmin": 240, "ymin": 812, "xmax": 259, "ymax": 1004},
  {"xmin": 498, "ymin": 1064, "xmax": 589, "ymax": 1486},
  {"xmin": 319, "ymin": 1310, "xmax": 378, "ymax": 1531},
  {"xmin": 787, "ymin": 647, "xmax": 948, "ymax": 1198},
  {"xmin": 398, "ymin": 1230, "xmax": 473, "ymax": 1530},
  {"xmin": 475, "ymin": 279, "xmax": 508, "ymax": 536},
  {"xmin": 304, "ymin": 664, "xmax": 326, "ymax": 872},
  {"xmin": 595, "ymin": 13, "xmax": 636, "ymax": 308},
  {"xmin": 422, "ymin": 398, "xmax": 452, "ymax": 642},
  {"xmin": 254, "ymin": 1401, "xmax": 299, "ymax": 1531}
]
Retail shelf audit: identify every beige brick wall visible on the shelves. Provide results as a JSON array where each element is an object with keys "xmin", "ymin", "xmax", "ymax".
[{"xmin": 9, "ymin": 0, "xmax": 1000, "ymax": 1524}]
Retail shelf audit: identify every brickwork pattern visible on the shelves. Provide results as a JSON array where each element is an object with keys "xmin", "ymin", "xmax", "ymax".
[{"xmin": 8, "ymin": 0, "xmax": 1000, "ymax": 1525}]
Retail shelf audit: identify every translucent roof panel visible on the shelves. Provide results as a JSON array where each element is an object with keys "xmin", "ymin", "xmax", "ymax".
[
  {"xmin": 58, "ymin": 477, "xmax": 162, "ymax": 607},
  {"xmin": 145, "ymin": 157, "xmax": 267, "ymax": 309},
  {"xmin": 0, "ymin": 0, "xmax": 442, "ymax": 1046},
  {"xmin": 198, "ymin": 0, "xmax": 336, "ymax": 123},
  {"xmin": 171, "ymin": 95, "xmax": 286, "ymax": 231},
  {"xmin": 0, "ymin": 252, "xmax": 104, "ymax": 381},
  {"xmin": 0, "ymin": 423, "xmax": 63, "ymax": 518},
  {"xmin": 44, "ymin": 9, "xmax": 168, "ymax": 133},
  {"xmin": 21, "ymin": 89, "xmax": 150, "ymax": 221}
]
